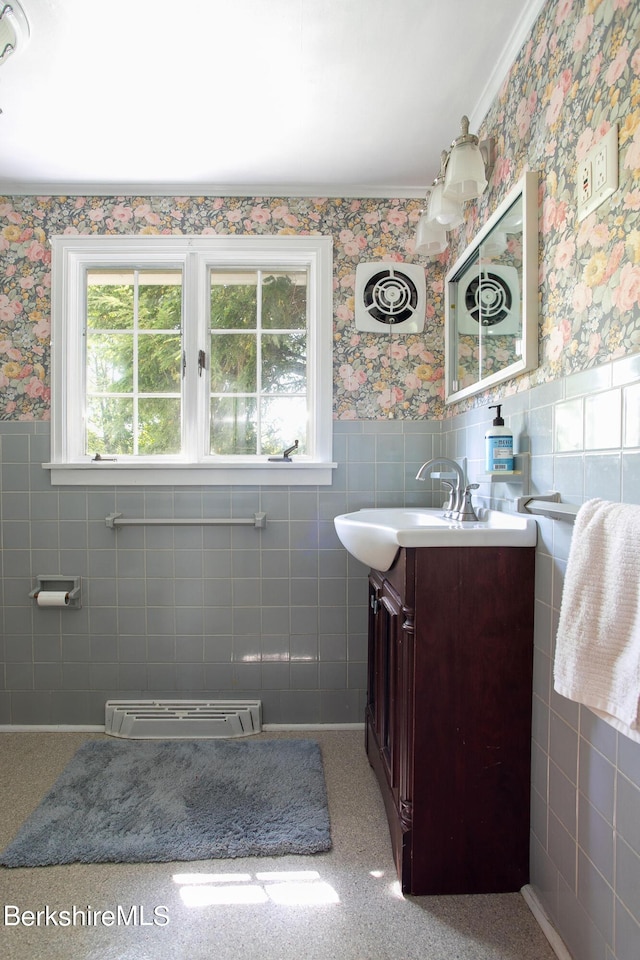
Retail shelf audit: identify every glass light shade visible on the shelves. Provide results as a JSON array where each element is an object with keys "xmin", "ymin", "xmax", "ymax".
[
  {"xmin": 443, "ymin": 141, "xmax": 487, "ymax": 202},
  {"xmin": 481, "ymin": 230, "xmax": 508, "ymax": 257},
  {"xmin": 0, "ymin": 2, "xmax": 29, "ymax": 64},
  {"xmin": 501, "ymin": 210, "xmax": 523, "ymax": 231},
  {"xmin": 428, "ymin": 180, "xmax": 464, "ymax": 228},
  {"xmin": 415, "ymin": 213, "xmax": 447, "ymax": 257}
]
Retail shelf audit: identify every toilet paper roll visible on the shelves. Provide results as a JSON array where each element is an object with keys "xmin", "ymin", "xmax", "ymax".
[{"xmin": 36, "ymin": 591, "xmax": 70, "ymax": 608}]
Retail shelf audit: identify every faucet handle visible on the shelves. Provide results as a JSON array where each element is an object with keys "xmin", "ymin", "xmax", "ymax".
[
  {"xmin": 464, "ymin": 483, "xmax": 479, "ymax": 493},
  {"xmin": 440, "ymin": 479, "xmax": 456, "ymax": 515}
]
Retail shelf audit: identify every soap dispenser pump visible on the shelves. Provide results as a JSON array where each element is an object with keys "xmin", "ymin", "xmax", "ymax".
[{"xmin": 485, "ymin": 404, "xmax": 514, "ymax": 472}]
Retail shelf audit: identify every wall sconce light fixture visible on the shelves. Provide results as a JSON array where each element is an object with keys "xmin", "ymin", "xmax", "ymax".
[
  {"xmin": 414, "ymin": 211, "xmax": 448, "ymax": 257},
  {"xmin": 428, "ymin": 151, "xmax": 465, "ymax": 229},
  {"xmin": 415, "ymin": 116, "xmax": 495, "ymax": 258},
  {"xmin": 0, "ymin": 2, "xmax": 30, "ymax": 65}
]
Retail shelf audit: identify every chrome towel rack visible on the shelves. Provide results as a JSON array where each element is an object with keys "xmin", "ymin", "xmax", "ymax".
[
  {"xmin": 516, "ymin": 494, "xmax": 579, "ymax": 524},
  {"xmin": 105, "ymin": 512, "xmax": 267, "ymax": 529}
]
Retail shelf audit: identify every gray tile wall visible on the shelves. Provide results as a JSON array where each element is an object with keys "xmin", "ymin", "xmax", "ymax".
[
  {"xmin": 3, "ymin": 358, "xmax": 639, "ymax": 959},
  {"xmin": 0, "ymin": 419, "xmax": 441, "ymax": 727},
  {"xmin": 442, "ymin": 353, "xmax": 640, "ymax": 960}
]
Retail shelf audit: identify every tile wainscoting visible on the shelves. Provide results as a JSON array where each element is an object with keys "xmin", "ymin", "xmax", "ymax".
[{"xmin": 0, "ymin": 419, "xmax": 440, "ymax": 726}]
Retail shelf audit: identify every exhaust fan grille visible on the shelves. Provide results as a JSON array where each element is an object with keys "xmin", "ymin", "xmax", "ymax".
[
  {"xmin": 364, "ymin": 270, "xmax": 417, "ymax": 323},
  {"xmin": 456, "ymin": 264, "xmax": 520, "ymax": 335},
  {"xmin": 355, "ymin": 262, "xmax": 425, "ymax": 333},
  {"xmin": 105, "ymin": 699, "xmax": 262, "ymax": 739}
]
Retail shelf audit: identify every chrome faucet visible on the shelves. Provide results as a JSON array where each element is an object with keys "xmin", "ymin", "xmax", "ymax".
[
  {"xmin": 415, "ymin": 457, "xmax": 465, "ymax": 515},
  {"xmin": 415, "ymin": 457, "xmax": 478, "ymax": 522}
]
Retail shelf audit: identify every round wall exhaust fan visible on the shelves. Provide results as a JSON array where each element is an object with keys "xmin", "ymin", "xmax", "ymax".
[
  {"xmin": 355, "ymin": 262, "xmax": 426, "ymax": 333},
  {"xmin": 456, "ymin": 263, "xmax": 520, "ymax": 335}
]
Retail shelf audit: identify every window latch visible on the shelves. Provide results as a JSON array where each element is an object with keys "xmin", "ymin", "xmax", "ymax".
[
  {"xmin": 268, "ymin": 439, "xmax": 299, "ymax": 462},
  {"xmin": 198, "ymin": 349, "xmax": 206, "ymax": 376},
  {"xmin": 182, "ymin": 350, "xmax": 186, "ymax": 378},
  {"xmin": 91, "ymin": 453, "xmax": 117, "ymax": 462}
]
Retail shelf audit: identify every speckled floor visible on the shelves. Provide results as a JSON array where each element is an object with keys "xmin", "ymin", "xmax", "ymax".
[{"xmin": 0, "ymin": 730, "xmax": 557, "ymax": 960}]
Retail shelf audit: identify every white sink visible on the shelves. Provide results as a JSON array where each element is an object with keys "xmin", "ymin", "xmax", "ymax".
[{"xmin": 334, "ymin": 507, "xmax": 537, "ymax": 571}]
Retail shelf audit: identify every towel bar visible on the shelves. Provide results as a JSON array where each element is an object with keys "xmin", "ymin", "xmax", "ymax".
[
  {"xmin": 105, "ymin": 512, "xmax": 267, "ymax": 529},
  {"xmin": 516, "ymin": 495, "xmax": 579, "ymax": 524}
]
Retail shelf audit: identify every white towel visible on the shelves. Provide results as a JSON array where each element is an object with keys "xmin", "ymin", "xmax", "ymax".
[{"xmin": 553, "ymin": 498, "xmax": 640, "ymax": 743}]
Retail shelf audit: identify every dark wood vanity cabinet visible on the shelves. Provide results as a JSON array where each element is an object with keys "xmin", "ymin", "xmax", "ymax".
[{"xmin": 366, "ymin": 545, "xmax": 535, "ymax": 896}]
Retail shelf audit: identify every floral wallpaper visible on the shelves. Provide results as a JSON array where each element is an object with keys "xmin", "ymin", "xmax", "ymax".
[
  {"xmin": 465, "ymin": 0, "xmax": 640, "ymax": 406},
  {"xmin": 1, "ymin": 0, "xmax": 639, "ymax": 424},
  {"xmin": 0, "ymin": 195, "xmax": 437, "ymax": 422}
]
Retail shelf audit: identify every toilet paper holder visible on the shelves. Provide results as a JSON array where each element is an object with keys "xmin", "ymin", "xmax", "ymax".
[{"xmin": 29, "ymin": 575, "xmax": 82, "ymax": 609}]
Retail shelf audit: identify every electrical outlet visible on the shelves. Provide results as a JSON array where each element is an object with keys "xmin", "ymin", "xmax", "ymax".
[
  {"xmin": 579, "ymin": 160, "xmax": 592, "ymax": 203},
  {"xmin": 593, "ymin": 146, "xmax": 607, "ymax": 191},
  {"xmin": 577, "ymin": 123, "xmax": 619, "ymax": 222}
]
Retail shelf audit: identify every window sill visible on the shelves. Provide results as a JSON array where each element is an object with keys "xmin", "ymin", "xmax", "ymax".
[{"xmin": 43, "ymin": 460, "xmax": 337, "ymax": 487}]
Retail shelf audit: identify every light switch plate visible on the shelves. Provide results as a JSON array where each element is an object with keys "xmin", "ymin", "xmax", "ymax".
[{"xmin": 577, "ymin": 124, "xmax": 618, "ymax": 222}]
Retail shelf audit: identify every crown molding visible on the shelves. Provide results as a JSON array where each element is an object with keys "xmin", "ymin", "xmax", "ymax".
[
  {"xmin": 469, "ymin": 0, "xmax": 547, "ymax": 132},
  {"xmin": 0, "ymin": 180, "xmax": 426, "ymax": 200}
]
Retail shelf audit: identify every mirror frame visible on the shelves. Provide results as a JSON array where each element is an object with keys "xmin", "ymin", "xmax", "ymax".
[{"xmin": 444, "ymin": 170, "xmax": 538, "ymax": 404}]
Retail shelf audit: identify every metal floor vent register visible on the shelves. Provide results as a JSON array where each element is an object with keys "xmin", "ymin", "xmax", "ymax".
[{"xmin": 104, "ymin": 699, "xmax": 262, "ymax": 739}]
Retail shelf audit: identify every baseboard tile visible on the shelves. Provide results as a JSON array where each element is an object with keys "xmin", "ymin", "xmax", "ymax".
[
  {"xmin": 0, "ymin": 723, "xmax": 365, "ymax": 734},
  {"xmin": 521, "ymin": 884, "xmax": 573, "ymax": 960},
  {"xmin": 263, "ymin": 723, "xmax": 365, "ymax": 731},
  {"xmin": 0, "ymin": 725, "xmax": 105, "ymax": 733}
]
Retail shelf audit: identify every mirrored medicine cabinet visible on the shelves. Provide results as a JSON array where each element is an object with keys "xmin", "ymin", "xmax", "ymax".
[{"xmin": 444, "ymin": 171, "xmax": 539, "ymax": 404}]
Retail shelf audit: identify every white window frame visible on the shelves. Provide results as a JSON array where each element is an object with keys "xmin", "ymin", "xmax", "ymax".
[{"xmin": 46, "ymin": 235, "xmax": 335, "ymax": 486}]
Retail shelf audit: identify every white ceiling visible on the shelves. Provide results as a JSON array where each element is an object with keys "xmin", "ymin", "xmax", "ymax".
[{"xmin": 0, "ymin": 0, "xmax": 545, "ymax": 196}]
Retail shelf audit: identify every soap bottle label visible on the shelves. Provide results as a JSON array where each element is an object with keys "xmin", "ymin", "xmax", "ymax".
[{"xmin": 486, "ymin": 436, "xmax": 514, "ymax": 471}]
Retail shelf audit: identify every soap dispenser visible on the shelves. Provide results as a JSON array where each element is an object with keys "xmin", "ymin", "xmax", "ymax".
[{"xmin": 485, "ymin": 404, "xmax": 514, "ymax": 472}]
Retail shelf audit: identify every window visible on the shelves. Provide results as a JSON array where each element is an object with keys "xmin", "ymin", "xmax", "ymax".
[
  {"xmin": 86, "ymin": 267, "xmax": 183, "ymax": 456},
  {"xmin": 47, "ymin": 235, "xmax": 334, "ymax": 485},
  {"xmin": 208, "ymin": 269, "xmax": 309, "ymax": 457}
]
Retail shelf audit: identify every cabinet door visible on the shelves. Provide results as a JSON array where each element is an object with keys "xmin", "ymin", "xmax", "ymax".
[{"xmin": 368, "ymin": 575, "xmax": 406, "ymax": 799}]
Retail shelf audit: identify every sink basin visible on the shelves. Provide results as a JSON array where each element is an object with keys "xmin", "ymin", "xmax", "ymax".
[{"xmin": 334, "ymin": 507, "xmax": 537, "ymax": 571}]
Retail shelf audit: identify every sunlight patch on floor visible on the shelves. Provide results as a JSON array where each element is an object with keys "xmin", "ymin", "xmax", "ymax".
[
  {"xmin": 173, "ymin": 872, "xmax": 253, "ymax": 885},
  {"xmin": 173, "ymin": 869, "xmax": 340, "ymax": 908}
]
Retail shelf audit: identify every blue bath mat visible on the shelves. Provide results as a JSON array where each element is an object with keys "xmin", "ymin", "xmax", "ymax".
[{"xmin": 0, "ymin": 738, "xmax": 332, "ymax": 867}]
